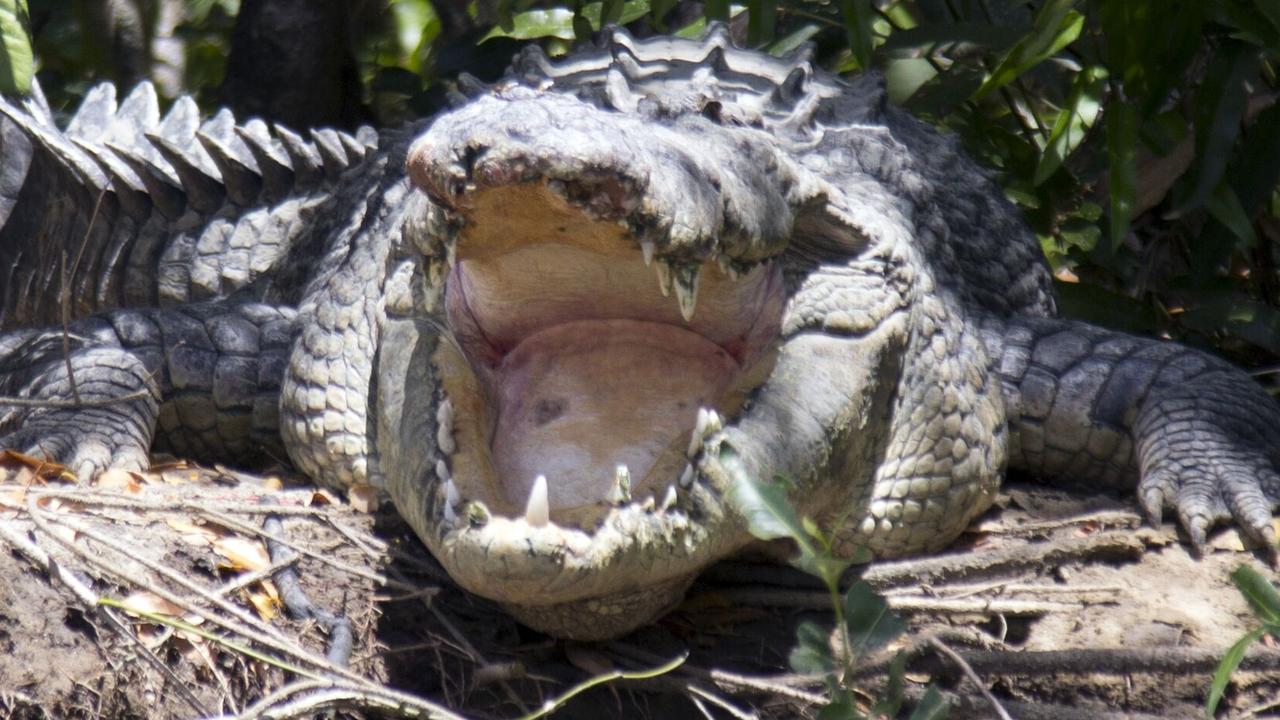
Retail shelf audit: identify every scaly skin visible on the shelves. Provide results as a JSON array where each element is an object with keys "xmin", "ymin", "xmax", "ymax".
[{"xmin": 1, "ymin": 27, "xmax": 1278, "ymax": 640}]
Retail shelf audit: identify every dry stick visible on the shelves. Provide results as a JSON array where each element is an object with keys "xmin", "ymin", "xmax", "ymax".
[
  {"xmin": 909, "ymin": 645, "xmax": 1280, "ymax": 677},
  {"xmin": 856, "ymin": 530, "xmax": 1146, "ymax": 589},
  {"xmin": 24, "ymin": 486, "xmax": 331, "ymax": 515},
  {"xmin": 0, "ymin": 390, "xmax": 154, "ymax": 409},
  {"xmin": 232, "ymin": 679, "xmax": 467, "ymax": 720},
  {"xmin": 685, "ymin": 684, "xmax": 758, "ymax": 720},
  {"xmin": 609, "ymin": 642, "xmax": 828, "ymax": 705},
  {"xmin": 23, "ymin": 496, "xmax": 460, "ymax": 718},
  {"xmin": 58, "ymin": 187, "xmax": 108, "ymax": 406},
  {"xmin": 707, "ymin": 587, "xmax": 1083, "ymax": 615},
  {"xmin": 905, "ymin": 685, "xmax": 1174, "ymax": 720},
  {"xmin": 0, "ymin": 519, "xmax": 211, "ymax": 717},
  {"xmin": 198, "ymin": 506, "xmax": 428, "ymax": 592},
  {"xmin": 926, "ymin": 637, "xmax": 1013, "ymax": 720},
  {"xmin": 24, "ymin": 496, "xmax": 357, "ymax": 683}
]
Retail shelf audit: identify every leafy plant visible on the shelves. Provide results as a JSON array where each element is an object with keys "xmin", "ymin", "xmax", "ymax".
[
  {"xmin": 722, "ymin": 444, "xmax": 948, "ymax": 719},
  {"xmin": 0, "ymin": 0, "xmax": 31, "ymax": 94},
  {"xmin": 1206, "ymin": 564, "xmax": 1280, "ymax": 718}
]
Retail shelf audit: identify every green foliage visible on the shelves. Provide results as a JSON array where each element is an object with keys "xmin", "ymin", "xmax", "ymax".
[
  {"xmin": 0, "ymin": 0, "xmax": 31, "ymax": 94},
  {"xmin": 11, "ymin": 0, "xmax": 1280, "ymax": 370},
  {"xmin": 722, "ymin": 444, "xmax": 948, "ymax": 719},
  {"xmin": 1206, "ymin": 565, "xmax": 1280, "ymax": 717}
]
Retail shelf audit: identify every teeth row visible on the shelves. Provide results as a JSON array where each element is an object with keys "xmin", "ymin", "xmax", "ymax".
[
  {"xmin": 687, "ymin": 407, "xmax": 723, "ymax": 459},
  {"xmin": 643, "ymin": 252, "xmax": 755, "ymax": 322},
  {"xmin": 444, "ymin": 467, "xmax": 688, "ymax": 528}
]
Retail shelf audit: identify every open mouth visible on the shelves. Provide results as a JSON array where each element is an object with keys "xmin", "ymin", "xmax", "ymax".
[{"xmin": 431, "ymin": 181, "xmax": 785, "ymax": 528}]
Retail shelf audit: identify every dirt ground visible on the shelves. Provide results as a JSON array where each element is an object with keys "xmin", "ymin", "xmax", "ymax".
[{"xmin": 1, "ymin": 463, "xmax": 1278, "ymax": 720}]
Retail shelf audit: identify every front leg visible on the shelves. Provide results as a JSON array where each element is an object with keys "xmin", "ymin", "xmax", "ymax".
[
  {"xmin": 0, "ymin": 302, "xmax": 295, "ymax": 479},
  {"xmin": 987, "ymin": 316, "xmax": 1280, "ymax": 551}
]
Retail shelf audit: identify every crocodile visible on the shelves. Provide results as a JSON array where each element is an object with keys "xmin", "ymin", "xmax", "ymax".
[{"xmin": 2, "ymin": 27, "xmax": 1278, "ymax": 640}]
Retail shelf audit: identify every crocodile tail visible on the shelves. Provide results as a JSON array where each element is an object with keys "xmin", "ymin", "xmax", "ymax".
[{"xmin": 0, "ymin": 80, "xmax": 380, "ymax": 329}]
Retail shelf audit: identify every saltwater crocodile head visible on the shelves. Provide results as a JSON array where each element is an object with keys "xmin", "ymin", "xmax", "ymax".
[{"xmin": 377, "ymin": 29, "xmax": 923, "ymax": 638}]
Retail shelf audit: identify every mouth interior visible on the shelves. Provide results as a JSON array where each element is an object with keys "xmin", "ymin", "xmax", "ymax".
[{"xmin": 437, "ymin": 182, "xmax": 783, "ymax": 523}]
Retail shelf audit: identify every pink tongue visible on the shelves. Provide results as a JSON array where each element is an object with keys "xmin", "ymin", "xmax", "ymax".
[{"xmin": 491, "ymin": 319, "xmax": 738, "ymax": 509}]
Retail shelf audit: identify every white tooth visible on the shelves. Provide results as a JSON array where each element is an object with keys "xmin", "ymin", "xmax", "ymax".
[
  {"xmin": 436, "ymin": 399, "xmax": 456, "ymax": 455},
  {"xmin": 705, "ymin": 409, "xmax": 722, "ymax": 434},
  {"xmin": 611, "ymin": 464, "xmax": 632, "ymax": 504},
  {"xmin": 655, "ymin": 260, "xmax": 672, "ymax": 297},
  {"xmin": 661, "ymin": 484, "xmax": 678, "ymax": 510},
  {"xmin": 716, "ymin": 254, "xmax": 732, "ymax": 276},
  {"xmin": 641, "ymin": 241, "xmax": 655, "ymax": 267},
  {"xmin": 525, "ymin": 475, "xmax": 550, "ymax": 527},
  {"xmin": 679, "ymin": 464, "xmax": 696, "ymax": 488},
  {"xmin": 688, "ymin": 408, "xmax": 710, "ymax": 458},
  {"xmin": 442, "ymin": 478, "xmax": 460, "ymax": 523},
  {"xmin": 435, "ymin": 459, "xmax": 451, "ymax": 482},
  {"xmin": 446, "ymin": 242, "xmax": 457, "ymax": 269},
  {"xmin": 673, "ymin": 264, "xmax": 700, "ymax": 322}
]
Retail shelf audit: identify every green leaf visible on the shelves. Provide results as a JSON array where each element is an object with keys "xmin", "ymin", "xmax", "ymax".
[
  {"xmin": 0, "ymin": 0, "xmax": 32, "ymax": 95},
  {"xmin": 480, "ymin": 0, "xmax": 649, "ymax": 41},
  {"xmin": 843, "ymin": 581, "xmax": 906, "ymax": 658},
  {"xmin": 705, "ymin": 0, "xmax": 730, "ymax": 21},
  {"xmin": 789, "ymin": 620, "xmax": 835, "ymax": 674},
  {"xmin": 1232, "ymin": 565, "xmax": 1280, "ymax": 624},
  {"xmin": 1168, "ymin": 40, "xmax": 1258, "ymax": 217},
  {"xmin": 719, "ymin": 445, "xmax": 810, "ymax": 547},
  {"xmin": 973, "ymin": 0, "xmax": 1083, "ymax": 101},
  {"xmin": 837, "ymin": 0, "xmax": 874, "ymax": 71},
  {"xmin": 909, "ymin": 687, "xmax": 950, "ymax": 720},
  {"xmin": 747, "ymin": 0, "xmax": 776, "ymax": 45},
  {"xmin": 1105, "ymin": 99, "xmax": 1137, "ymax": 250},
  {"xmin": 815, "ymin": 697, "xmax": 858, "ymax": 720},
  {"xmin": 1206, "ymin": 625, "xmax": 1267, "ymax": 718},
  {"xmin": 870, "ymin": 651, "xmax": 909, "ymax": 717},
  {"xmin": 884, "ymin": 58, "xmax": 937, "ymax": 105},
  {"xmin": 877, "ymin": 22, "xmax": 1022, "ymax": 54},
  {"xmin": 1205, "ymin": 182, "xmax": 1257, "ymax": 248},
  {"xmin": 767, "ymin": 23, "xmax": 820, "ymax": 57},
  {"xmin": 1228, "ymin": 101, "xmax": 1280, "ymax": 215},
  {"xmin": 1033, "ymin": 65, "xmax": 1105, "ymax": 185},
  {"xmin": 601, "ymin": 0, "xmax": 624, "ymax": 26}
]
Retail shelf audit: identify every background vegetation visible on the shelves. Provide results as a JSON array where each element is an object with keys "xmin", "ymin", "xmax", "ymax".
[{"xmin": 4, "ymin": 0, "xmax": 1280, "ymax": 381}]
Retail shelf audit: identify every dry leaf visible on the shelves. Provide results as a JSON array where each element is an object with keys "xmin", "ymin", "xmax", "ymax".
[
  {"xmin": 96, "ymin": 468, "xmax": 143, "ymax": 493},
  {"xmin": 121, "ymin": 590, "xmax": 187, "ymax": 618},
  {"xmin": 348, "ymin": 483, "xmax": 380, "ymax": 512},
  {"xmin": 213, "ymin": 536, "xmax": 270, "ymax": 572},
  {"xmin": 0, "ymin": 449, "xmax": 75, "ymax": 482},
  {"xmin": 164, "ymin": 517, "xmax": 223, "ymax": 546},
  {"xmin": 245, "ymin": 581, "xmax": 281, "ymax": 621},
  {"xmin": 307, "ymin": 489, "xmax": 339, "ymax": 506}
]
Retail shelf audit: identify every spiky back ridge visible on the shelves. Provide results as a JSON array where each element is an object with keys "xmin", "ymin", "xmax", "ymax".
[
  {"xmin": 28, "ymin": 81, "xmax": 377, "ymax": 221},
  {"xmin": 503, "ymin": 25, "xmax": 876, "ymax": 142},
  {"xmin": 0, "ymin": 81, "xmax": 382, "ymax": 328}
]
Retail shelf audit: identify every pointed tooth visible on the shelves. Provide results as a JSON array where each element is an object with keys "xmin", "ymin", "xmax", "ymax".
[
  {"xmin": 446, "ymin": 242, "xmax": 457, "ymax": 269},
  {"xmin": 640, "ymin": 241, "xmax": 655, "ymax": 267},
  {"xmin": 716, "ymin": 254, "xmax": 732, "ymax": 276},
  {"xmin": 435, "ymin": 459, "xmax": 451, "ymax": 483},
  {"xmin": 706, "ymin": 409, "xmax": 722, "ymax": 434},
  {"xmin": 442, "ymin": 477, "xmax": 460, "ymax": 523},
  {"xmin": 655, "ymin": 260, "xmax": 672, "ymax": 297},
  {"xmin": 435, "ymin": 398, "xmax": 456, "ymax": 455},
  {"xmin": 661, "ymin": 484, "xmax": 678, "ymax": 510},
  {"xmin": 673, "ymin": 264, "xmax": 700, "ymax": 322},
  {"xmin": 679, "ymin": 464, "xmax": 696, "ymax": 488},
  {"xmin": 688, "ymin": 408, "xmax": 710, "ymax": 458},
  {"xmin": 608, "ymin": 464, "xmax": 632, "ymax": 505},
  {"xmin": 525, "ymin": 475, "xmax": 550, "ymax": 527}
]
